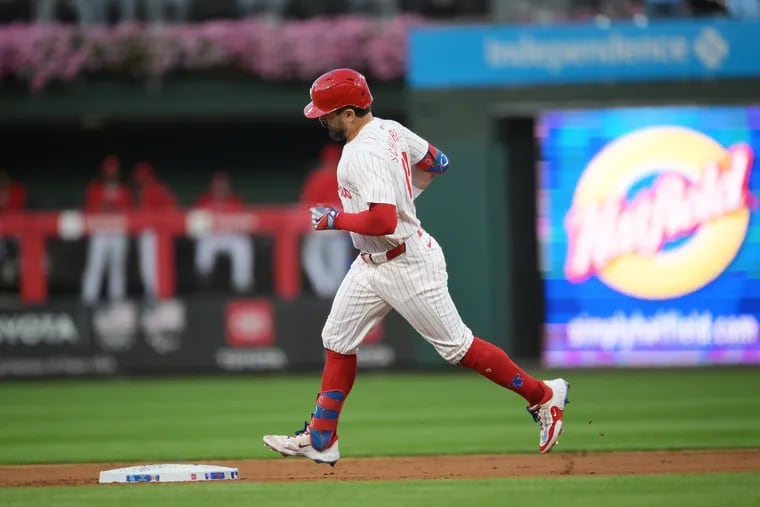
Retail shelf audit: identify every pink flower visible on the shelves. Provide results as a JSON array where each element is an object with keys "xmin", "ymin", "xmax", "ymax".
[{"xmin": 0, "ymin": 15, "xmax": 428, "ymax": 91}]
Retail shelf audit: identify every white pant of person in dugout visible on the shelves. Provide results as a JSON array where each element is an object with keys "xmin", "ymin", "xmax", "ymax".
[
  {"xmin": 194, "ymin": 233, "xmax": 253, "ymax": 292},
  {"xmin": 301, "ymin": 230, "xmax": 352, "ymax": 298},
  {"xmin": 138, "ymin": 231, "xmax": 158, "ymax": 300},
  {"xmin": 81, "ymin": 232, "xmax": 128, "ymax": 305}
]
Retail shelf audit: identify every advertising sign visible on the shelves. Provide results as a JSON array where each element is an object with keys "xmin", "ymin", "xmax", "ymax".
[
  {"xmin": 0, "ymin": 296, "xmax": 422, "ymax": 378},
  {"xmin": 216, "ymin": 298, "xmax": 287, "ymax": 372},
  {"xmin": 538, "ymin": 105, "xmax": 760, "ymax": 366},
  {"xmin": 0, "ymin": 301, "xmax": 116, "ymax": 376},
  {"xmin": 409, "ymin": 19, "xmax": 760, "ymax": 89},
  {"xmin": 0, "ymin": 302, "xmax": 88, "ymax": 351}
]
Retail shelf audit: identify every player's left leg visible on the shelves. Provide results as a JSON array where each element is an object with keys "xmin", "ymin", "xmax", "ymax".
[
  {"xmin": 459, "ymin": 338, "xmax": 569, "ymax": 453},
  {"xmin": 379, "ymin": 232, "xmax": 569, "ymax": 453}
]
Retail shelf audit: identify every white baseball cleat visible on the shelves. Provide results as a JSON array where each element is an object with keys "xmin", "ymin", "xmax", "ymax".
[
  {"xmin": 263, "ymin": 424, "xmax": 340, "ymax": 466},
  {"xmin": 527, "ymin": 378, "xmax": 570, "ymax": 454}
]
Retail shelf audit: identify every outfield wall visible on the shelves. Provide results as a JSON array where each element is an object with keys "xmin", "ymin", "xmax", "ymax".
[
  {"xmin": 0, "ymin": 296, "xmax": 427, "ymax": 379},
  {"xmin": 408, "ymin": 17, "xmax": 760, "ymax": 363}
]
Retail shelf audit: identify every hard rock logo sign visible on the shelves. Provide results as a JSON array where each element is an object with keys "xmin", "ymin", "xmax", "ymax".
[{"xmin": 564, "ymin": 126, "xmax": 754, "ymax": 299}]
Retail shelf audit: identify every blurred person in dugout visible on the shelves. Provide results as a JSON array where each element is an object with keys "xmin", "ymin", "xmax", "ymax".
[
  {"xmin": 193, "ymin": 171, "xmax": 253, "ymax": 293},
  {"xmin": 0, "ymin": 170, "xmax": 28, "ymax": 288},
  {"xmin": 81, "ymin": 155, "xmax": 132, "ymax": 306},
  {"xmin": 299, "ymin": 143, "xmax": 352, "ymax": 298},
  {"xmin": 133, "ymin": 162, "xmax": 178, "ymax": 301}
]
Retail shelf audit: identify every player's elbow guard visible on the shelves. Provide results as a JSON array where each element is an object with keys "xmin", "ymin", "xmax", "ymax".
[{"xmin": 415, "ymin": 144, "xmax": 449, "ymax": 174}]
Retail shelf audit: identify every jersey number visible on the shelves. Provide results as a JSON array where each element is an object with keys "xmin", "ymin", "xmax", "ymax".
[{"xmin": 401, "ymin": 151, "xmax": 412, "ymax": 199}]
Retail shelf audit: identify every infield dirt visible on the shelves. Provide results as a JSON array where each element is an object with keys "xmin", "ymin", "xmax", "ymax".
[{"xmin": 1, "ymin": 449, "xmax": 759, "ymax": 487}]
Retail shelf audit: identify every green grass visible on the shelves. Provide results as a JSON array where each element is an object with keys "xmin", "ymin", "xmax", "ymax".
[
  {"xmin": 1, "ymin": 367, "xmax": 759, "ymax": 464},
  {"xmin": 1, "ymin": 473, "xmax": 759, "ymax": 507}
]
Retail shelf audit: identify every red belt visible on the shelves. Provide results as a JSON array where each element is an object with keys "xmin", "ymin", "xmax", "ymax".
[{"xmin": 360, "ymin": 242, "xmax": 406, "ymax": 265}]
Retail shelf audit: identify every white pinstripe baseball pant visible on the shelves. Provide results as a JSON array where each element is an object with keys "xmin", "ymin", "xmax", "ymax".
[{"xmin": 321, "ymin": 229, "xmax": 474, "ymax": 363}]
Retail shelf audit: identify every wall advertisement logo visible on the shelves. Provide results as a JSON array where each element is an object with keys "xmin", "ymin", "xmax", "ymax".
[
  {"xmin": 565, "ymin": 126, "xmax": 753, "ymax": 299},
  {"xmin": 0, "ymin": 312, "xmax": 80, "ymax": 346},
  {"xmin": 93, "ymin": 302, "xmax": 137, "ymax": 353},
  {"xmin": 225, "ymin": 300, "xmax": 274, "ymax": 348},
  {"xmin": 218, "ymin": 299, "xmax": 285, "ymax": 371},
  {"xmin": 142, "ymin": 300, "xmax": 186, "ymax": 355}
]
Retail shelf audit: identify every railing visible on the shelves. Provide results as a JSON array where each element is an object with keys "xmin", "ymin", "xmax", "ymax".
[{"xmin": 0, "ymin": 205, "xmax": 313, "ymax": 303}]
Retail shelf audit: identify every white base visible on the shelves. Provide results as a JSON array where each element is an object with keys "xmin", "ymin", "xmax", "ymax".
[{"xmin": 99, "ymin": 464, "xmax": 239, "ymax": 484}]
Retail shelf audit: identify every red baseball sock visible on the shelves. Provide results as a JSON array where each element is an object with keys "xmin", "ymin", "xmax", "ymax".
[
  {"xmin": 309, "ymin": 349, "xmax": 357, "ymax": 450},
  {"xmin": 460, "ymin": 337, "xmax": 549, "ymax": 406},
  {"xmin": 320, "ymin": 349, "xmax": 358, "ymax": 395}
]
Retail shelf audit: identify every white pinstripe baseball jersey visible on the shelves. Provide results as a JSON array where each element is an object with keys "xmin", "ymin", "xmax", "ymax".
[
  {"xmin": 337, "ymin": 117, "xmax": 429, "ymax": 253},
  {"xmin": 322, "ymin": 117, "xmax": 474, "ymax": 365}
]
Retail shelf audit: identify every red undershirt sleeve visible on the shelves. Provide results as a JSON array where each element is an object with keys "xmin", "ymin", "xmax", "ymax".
[{"xmin": 333, "ymin": 203, "xmax": 397, "ymax": 236}]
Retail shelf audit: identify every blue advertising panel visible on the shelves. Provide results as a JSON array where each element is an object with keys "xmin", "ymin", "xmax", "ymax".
[
  {"xmin": 537, "ymin": 105, "xmax": 760, "ymax": 367},
  {"xmin": 409, "ymin": 19, "xmax": 760, "ymax": 88}
]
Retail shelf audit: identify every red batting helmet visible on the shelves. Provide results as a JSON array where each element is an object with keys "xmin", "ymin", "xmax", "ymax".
[{"xmin": 304, "ymin": 68, "xmax": 373, "ymax": 119}]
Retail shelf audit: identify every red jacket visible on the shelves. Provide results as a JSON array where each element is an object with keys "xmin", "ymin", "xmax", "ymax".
[
  {"xmin": 84, "ymin": 181, "xmax": 132, "ymax": 213},
  {"xmin": 0, "ymin": 182, "xmax": 27, "ymax": 212},
  {"xmin": 300, "ymin": 165, "xmax": 340, "ymax": 208},
  {"xmin": 194, "ymin": 193, "xmax": 246, "ymax": 212},
  {"xmin": 138, "ymin": 180, "xmax": 177, "ymax": 211}
]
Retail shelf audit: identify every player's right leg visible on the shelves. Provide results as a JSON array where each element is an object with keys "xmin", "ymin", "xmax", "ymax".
[{"xmin": 262, "ymin": 256, "xmax": 390, "ymax": 465}]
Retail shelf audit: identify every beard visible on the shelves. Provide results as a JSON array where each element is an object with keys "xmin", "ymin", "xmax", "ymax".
[{"xmin": 327, "ymin": 125, "xmax": 347, "ymax": 143}]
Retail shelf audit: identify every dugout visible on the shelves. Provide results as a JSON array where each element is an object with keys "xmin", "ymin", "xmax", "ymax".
[{"xmin": 0, "ymin": 79, "xmax": 407, "ymax": 302}]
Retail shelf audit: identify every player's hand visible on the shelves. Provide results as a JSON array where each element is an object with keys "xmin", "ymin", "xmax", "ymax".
[{"xmin": 310, "ymin": 205, "xmax": 341, "ymax": 230}]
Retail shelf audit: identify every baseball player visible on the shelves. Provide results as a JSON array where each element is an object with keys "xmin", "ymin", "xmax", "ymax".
[
  {"xmin": 0, "ymin": 170, "xmax": 27, "ymax": 287},
  {"xmin": 263, "ymin": 69, "xmax": 569, "ymax": 465},
  {"xmin": 133, "ymin": 162, "xmax": 178, "ymax": 300},
  {"xmin": 193, "ymin": 171, "xmax": 253, "ymax": 293},
  {"xmin": 81, "ymin": 155, "xmax": 132, "ymax": 306}
]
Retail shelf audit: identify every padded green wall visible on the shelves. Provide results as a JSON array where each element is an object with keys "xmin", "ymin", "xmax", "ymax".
[{"xmin": 407, "ymin": 97, "xmax": 510, "ymax": 359}]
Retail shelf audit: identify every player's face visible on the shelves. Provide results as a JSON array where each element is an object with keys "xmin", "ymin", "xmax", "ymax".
[{"xmin": 319, "ymin": 109, "xmax": 350, "ymax": 143}]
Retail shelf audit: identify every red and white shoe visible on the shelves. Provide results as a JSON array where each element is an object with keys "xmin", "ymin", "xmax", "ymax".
[
  {"xmin": 527, "ymin": 378, "xmax": 570, "ymax": 454},
  {"xmin": 263, "ymin": 423, "xmax": 340, "ymax": 466}
]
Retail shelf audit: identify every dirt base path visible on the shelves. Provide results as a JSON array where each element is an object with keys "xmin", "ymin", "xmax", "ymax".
[{"xmin": 2, "ymin": 449, "xmax": 759, "ymax": 487}]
